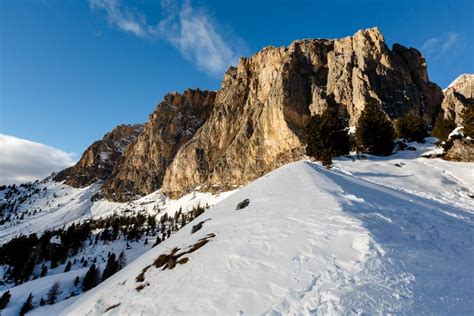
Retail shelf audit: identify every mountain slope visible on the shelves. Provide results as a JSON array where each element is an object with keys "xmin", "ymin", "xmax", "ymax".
[{"xmin": 54, "ymin": 159, "xmax": 473, "ymax": 315}]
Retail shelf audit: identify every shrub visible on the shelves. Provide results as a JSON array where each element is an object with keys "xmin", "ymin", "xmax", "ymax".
[
  {"xmin": 432, "ymin": 113, "xmax": 456, "ymax": 142},
  {"xmin": 306, "ymin": 107, "xmax": 350, "ymax": 166},
  {"xmin": 355, "ymin": 102, "xmax": 395, "ymax": 156},
  {"xmin": 396, "ymin": 113, "xmax": 428, "ymax": 142}
]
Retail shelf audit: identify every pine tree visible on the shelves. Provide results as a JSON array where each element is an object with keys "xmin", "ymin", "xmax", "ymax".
[
  {"xmin": 19, "ymin": 293, "xmax": 34, "ymax": 316},
  {"xmin": 118, "ymin": 251, "xmax": 126, "ymax": 269},
  {"xmin": 396, "ymin": 113, "xmax": 428, "ymax": 142},
  {"xmin": 74, "ymin": 276, "xmax": 80, "ymax": 287},
  {"xmin": 306, "ymin": 107, "xmax": 350, "ymax": 167},
  {"xmin": 82, "ymin": 264, "xmax": 99, "ymax": 291},
  {"xmin": 461, "ymin": 106, "xmax": 474, "ymax": 137},
  {"xmin": 432, "ymin": 113, "xmax": 456, "ymax": 142},
  {"xmin": 40, "ymin": 265, "xmax": 48, "ymax": 277},
  {"xmin": 46, "ymin": 281, "xmax": 60, "ymax": 305},
  {"xmin": 355, "ymin": 101, "xmax": 395, "ymax": 155},
  {"xmin": 102, "ymin": 253, "xmax": 119, "ymax": 281},
  {"xmin": 63, "ymin": 261, "xmax": 72, "ymax": 273},
  {"xmin": 0, "ymin": 290, "xmax": 11, "ymax": 310}
]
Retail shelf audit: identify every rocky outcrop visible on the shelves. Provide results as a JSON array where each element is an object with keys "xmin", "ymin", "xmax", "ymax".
[
  {"xmin": 60, "ymin": 28, "xmax": 444, "ymax": 200},
  {"xmin": 54, "ymin": 124, "xmax": 143, "ymax": 187},
  {"xmin": 101, "ymin": 89, "xmax": 216, "ymax": 201},
  {"xmin": 442, "ymin": 74, "xmax": 474, "ymax": 124},
  {"xmin": 445, "ymin": 138, "xmax": 474, "ymax": 162},
  {"xmin": 161, "ymin": 28, "xmax": 443, "ymax": 198}
]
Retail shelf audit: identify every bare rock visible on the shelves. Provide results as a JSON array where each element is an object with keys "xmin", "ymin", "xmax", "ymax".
[
  {"xmin": 54, "ymin": 124, "xmax": 143, "ymax": 187},
  {"xmin": 442, "ymin": 74, "xmax": 474, "ymax": 125},
  {"xmin": 161, "ymin": 28, "xmax": 443, "ymax": 198},
  {"xmin": 445, "ymin": 138, "xmax": 474, "ymax": 162},
  {"xmin": 101, "ymin": 89, "xmax": 216, "ymax": 201}
]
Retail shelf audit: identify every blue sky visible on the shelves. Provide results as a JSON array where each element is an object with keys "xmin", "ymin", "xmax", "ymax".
[{"xmin": 1, "ymin": 0, "xmax": 473, "ymax": 157}]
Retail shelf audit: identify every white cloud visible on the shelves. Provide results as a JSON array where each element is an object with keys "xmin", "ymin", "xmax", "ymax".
[
  {"xmin": 89, "ymin": 0, "xmax": 243, "ymax": 75},
  {"xmin": 0, "ymin": 134, "xmax": 76, "ymax": 185},
  {"xmin": 421, "ymin": 32, "xmax": 459, "ymax": 56},
  {"xmin": 89, "ymin": 0, "xmax": 146, "ymax": 38}
]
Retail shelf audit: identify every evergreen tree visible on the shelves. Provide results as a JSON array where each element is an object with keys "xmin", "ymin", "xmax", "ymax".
[
  {"xmin": 82, "ymin": 264, "xmax": 99, "ymax": 291},
  {"xmin": 46, "ymin": 281, "xmax": 60, "ymax": 305},
  {"xmin": 432, "ymin": 113, "xmax": 456, "ymax": 142},
  {"xmin": 396, "ymin": 113, "xmax": 428, "ymax": 142},
  {"xmin": 306, "ymin": 107, "xmax": 350, "ymax": 167},
  {"xmin": 19, "ymin": 293, "xmax": 34, "ymax": 316},
  {"xmin": 40, "ymin": 298, "xmax": 45, "ymax": 306},
  {"xmin": 0, "ymin": 290, "xmax": 11, "ymax": 310},
  {"xmin": 74, "ymin": 276, "xmax": 80, "ymax": 287},
  {"xmin": 102, "ymin": 253, "xmax": 119, "ymax": 281},
  {"xmin": 63, "ymin": 261, "xmax": 72, "ymax": 273},
  {"xmin": 118, "ymin": 251, "xmax": 126, "ymax": 269},
  {"xmin": 40, "ymin": 265, "xmax": 48, "ymax": 277},
  {"xmin": 355, "ymin": 102, "xmax": 395, "ymax": 155},
  {"xmin": 461, "ymin": 106, "xmax": 474, "ymax": 137}
]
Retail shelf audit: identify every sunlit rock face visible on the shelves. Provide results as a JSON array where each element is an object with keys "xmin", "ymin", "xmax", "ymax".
[
  {"xmin": 442, "ymin": 74, "xmax": 474, "ymax": 124},
  {"xmin": 161, "ymin": 28, "xmax": 443, "ymax": 198}
]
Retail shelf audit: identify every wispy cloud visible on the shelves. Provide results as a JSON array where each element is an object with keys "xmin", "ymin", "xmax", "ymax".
[
  {"xmin": 0, "ymin": 134, "xmax": 76, "ymax": 185},
  {"xmin": 421, "ymin": 32, "xmax": 459, "ymax": 56},
  {"xmin": 89, "ymin": 0, "xmax": 244, "ymax": 75}
]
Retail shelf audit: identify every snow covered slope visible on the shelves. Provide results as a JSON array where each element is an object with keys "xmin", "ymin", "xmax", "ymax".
[{"xmin": 52, "ymin": 158, "xmax": 473, "ymax": 315}]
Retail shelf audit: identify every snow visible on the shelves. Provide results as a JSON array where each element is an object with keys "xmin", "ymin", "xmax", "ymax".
[
  {"xmin": 50, "ymin": 153, "xmax": 473, "ymax": 314},
  {"xmin": 2, "ymin": 139, "xmax": 473, "ymax": 314}
]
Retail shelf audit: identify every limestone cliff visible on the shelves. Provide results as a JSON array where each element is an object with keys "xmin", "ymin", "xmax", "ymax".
[
  {"xmin": 442, "ymin": 74, "xmax": 474, "ymax": 124},
  {"xmin": 57, "ymin": 28, "xmax": 445, "ymax": 200},
  {"xmin": 161, "ymin": 28, "xmax": 443, "ymax": 198},
  {"xmin": 101, "ymin": 89, "xmax": 216, "ymax": 201},
  {"xmin": 54, "ymin": 124, "xmax": 143, "ymax": 187}
]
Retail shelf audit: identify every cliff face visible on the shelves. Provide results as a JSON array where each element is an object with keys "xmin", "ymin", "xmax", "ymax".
[
  {"xmin": 161, "ymin": 28, "xmax": 443, "ymax": 198},
  {"xmin": 101, "ymin": 89, "xmax": 216, "ymax": 201},
  {"xmin": 442, "ymin": 74, "xmax": 474, "ymax": 124},
  {"xmin": 54, "ymin": 124, "xmax": 143, "ymax": 187},
  {"xmin": 57, "ymin": 28, "xmax": 444, "ymax": 200}
]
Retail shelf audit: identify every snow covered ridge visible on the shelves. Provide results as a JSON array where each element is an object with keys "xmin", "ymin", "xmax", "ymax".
[
  {"xmin": 1, "ymin": 139, "xmax": 473, "ymax": 315},
  {"xmin": 49, "ymin": 159, "xmax": 473, "ymax": 315}
]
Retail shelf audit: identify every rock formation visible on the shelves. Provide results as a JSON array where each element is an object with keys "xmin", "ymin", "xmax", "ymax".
[
  {"xmin": 57, "ymin": 28, "xmax": 445, "ymax": 200},
  {"xmin": 161, "ymin": 27, "xmax": 443, "ymax": 198},
  {"xmin": 442, "ymin": 74, "xmax": 474, "ymax": 124},
  {"xmin": 445, "ymin": 138, "xmax": 474, "ymax": 162},
  {"xmin": 101, "ymin": 89, "xmax": 216, "ymax": 201},
  {"xmin": 54, "ymin": 124, "xmax": 143, "ymax": 187}
]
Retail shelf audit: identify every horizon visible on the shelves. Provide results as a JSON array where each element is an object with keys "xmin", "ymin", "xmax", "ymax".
[{"xmin": 1, "ymin": 0, "xmax": 473, "ymax": 183}]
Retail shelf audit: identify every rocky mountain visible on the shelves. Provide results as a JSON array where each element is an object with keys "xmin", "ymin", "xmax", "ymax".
[
  {"xmin": 57, "ymin": 28, "xmax": 444, "ymax": 200},
  {"xmin": 442, "ymin": 74, "xmax": 474, "ymax": 124},
  {"xmin": 101, "ymin": 89, "xmax": 216, "ymax": 201},
  {"xmin": 54, "ymin": 124, "xmax": 143, "ymax": 187},
  {"xmin": 161, "ymin": 27, "xmax": 443, "ymax": 198}
]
